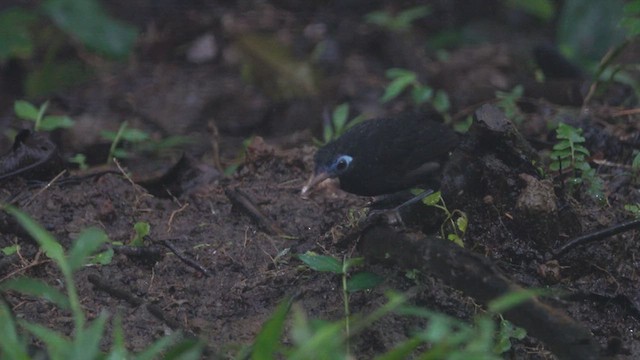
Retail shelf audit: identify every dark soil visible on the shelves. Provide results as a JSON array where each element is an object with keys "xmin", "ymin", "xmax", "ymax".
[{"xmin": 1, "ymin": 1, "xmax": 640, "ymax": 359}]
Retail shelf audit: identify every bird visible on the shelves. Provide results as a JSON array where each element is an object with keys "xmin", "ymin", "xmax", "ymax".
[{"xmin": 301, "ymin": 114, "xmax": 459, "ymax": 197}]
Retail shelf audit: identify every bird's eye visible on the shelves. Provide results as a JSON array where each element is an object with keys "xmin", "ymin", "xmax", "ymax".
[{"xmin": 333, "ymin": 155, "xmax": 352, "ymax": 173}]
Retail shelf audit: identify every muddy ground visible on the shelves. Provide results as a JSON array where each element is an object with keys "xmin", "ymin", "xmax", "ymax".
[{"xmin": 1, "ymin": 1, "xmax": 640, "ymax": 359}]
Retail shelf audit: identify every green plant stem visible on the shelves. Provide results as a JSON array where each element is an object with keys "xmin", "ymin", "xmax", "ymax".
[
  {"xmin": 108, "ymin": 121, "xmax": 128, "ymax": 163},
  {"xmin": 341, "ymin": 257, "xmax": 351, "ymax": 345},
  {"xmin": 582, "ymin": 39, "xmax": 631, "ymax": 107},
  {"xmin": 35, "ymin": 101, "xmax": 49, "ymax": 131},
  {"xmin": 64, "ymin": 273, "xmax": 85, "ymax": 331}
]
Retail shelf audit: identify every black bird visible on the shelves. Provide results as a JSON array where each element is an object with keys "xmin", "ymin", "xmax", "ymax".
[{"xmin": 302, "ymin": 115, "xmax": 459, "ymax": 197}]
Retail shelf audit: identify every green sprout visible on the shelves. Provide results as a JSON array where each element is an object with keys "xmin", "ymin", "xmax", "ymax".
[
  {"xmin": 68, "ymin": 153, "xmax": 88, "ymax": 170},
  {"xmin": 365, "ymin": 5, "xmax": 431, "ymax": 32},
  {"xmin": 14, "ymin": 100, "xmax": 74, "ymax": 131},
  {"xmin": 495, "ymin": 85, "xmax": 524, "ymax": 125},
  {"xmin": 130, "ymin": 221, "xmax": 151, "ymax": 247},
  {"xmin": 298, "ymin": 252, "xmax": 384, "ymax": 341},
  {"xmin": 421, "ymin": 191, "xmax": 468, "ymax": 247},
  {"xmin": 224, "ymin": 135, "xmax": 255, "ymax": 176},
  {"xmin": 316, "ymin": 103, "xmax": 365, "ymax": 145},
  {"xmin": 381, "ymin": 68, "xmax": 450, "ymax": 115},
  {"xmin": 248, "ymin": 287, "xmax": 535, "ymax": 359},
  {"xmin": 101, "ymin": 121, "xmax": 150, "ymax": 162},
  {"xmin": 0, "ymin": 205, "xmax": 202, "ymax": 359},
  {"xmin": 550, "ymin": 122, "xmax": 605, "ymax": 202}
]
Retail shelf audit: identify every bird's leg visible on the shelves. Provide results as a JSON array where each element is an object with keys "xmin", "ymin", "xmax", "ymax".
[
  {"xmin": 367, "ymin": 189, "xmax": 434, "ymax": 225},
  {"xmin": 391, "ymin": 188, "xmax": 434, "ymax": 211}
]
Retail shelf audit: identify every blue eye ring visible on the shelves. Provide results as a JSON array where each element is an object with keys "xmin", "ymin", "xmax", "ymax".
[{"xmin": 333, "ymin": 155, "xmax": 352, "ymax": 173}]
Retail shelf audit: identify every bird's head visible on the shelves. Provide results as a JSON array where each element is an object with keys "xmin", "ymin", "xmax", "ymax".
[{"xmin": 301, "ymin": 146, "xmax": 354, "ymax": 196}]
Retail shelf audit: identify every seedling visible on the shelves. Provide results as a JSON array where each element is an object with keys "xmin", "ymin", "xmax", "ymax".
[
  {"xmin": 14, "ymin": 100, "xmax": 74, "ymax": 131},
  {"xmin": 1, "ymin": 244, "xmax": 20, "ymax": 256},
  {"xmin": 624, "ymin": 204, "xmax": 640, "ymax": 217},
  {"xmin": 130, "ymin": 221, "xmax": 150, "ymax": 247},
  {"xmin": 249, "ymin": 287, "xmax": 535, "ymax": 359},
  {"xmin": 68, "ymin": 153, "xmax": 88, "ymax": 170},
  {"xmin": 421, "ymin": 191, "xmax": 468, "ymax": 247},
  {"xmin": 550, "ymin": 122, "xmax": 605, "ymax": 202},
  {"xmin": 224, "ymin": 135, "xmax": 255, "ymax": 176},
  {"xmin": 100, "ymin": 122, "xmax": 191, "ymax": 163},
  {"xmin": 101, "ymin": 121, "xmax": 150, "ymax": 162},
  {"xmin": 496, "ymin": 85, "xmax": 524, "ymax": 125},
  {"xmin": 0, "ymin": 206, "xmax": 202, "ymax": 358},
  {"xmin": 365, "ymin": 5, "xmax": 431, "ymax": 32},
  {"xmin": 381, "ymin": 68, "xmax": 450, "ymax": 115},
  {"xmin": 298, "ymin": 252, "xmax": 383, "ymax": 341},
  {"xmin": 315, "ymin": 103, "xmax": 365, "ymax": 145}
]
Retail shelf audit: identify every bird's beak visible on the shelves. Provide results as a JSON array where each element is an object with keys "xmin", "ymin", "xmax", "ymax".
[{"xmin": 301, "ymin": 171, "xmax": 331, "ymax": 197}]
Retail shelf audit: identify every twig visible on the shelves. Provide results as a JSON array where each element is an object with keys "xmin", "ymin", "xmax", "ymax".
[
  {"xmin": 23, "ymin": 170, "xmax": 67, "ymax": 207},
  {"xmin": 160, "ymin": 239, "xmax": 212, "ymax": 277},
  {"xmin": 0, "ymin": 259, "xmax": 50, "ymax": 283},
  {"xmin": 552, "ymin": 218, "xmax": 640, "ymax": 258},
  {"xmin": 166, "ymin": 202, "xmax": 189, "ymax": 233},
  {"xmin": 612, "ymin": 108, "xmax": 640, "ymax": 117},
  {"xmin": 225, "ymin": 187, "xmax": 285, "ymax": 236},
  {"xmin": 113, "ymin": 158, "xmax": 136, "ymax": 188},
  {"xmin": 87, "ymin": 273, "xmax": 143, "ymax": 306}
]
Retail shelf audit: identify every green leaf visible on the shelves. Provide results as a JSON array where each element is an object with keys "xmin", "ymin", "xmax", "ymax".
[
  {"xmin": 0, "ymin": 277, "xmax": 70, "ymax": 309},
  {"xmin": 411, "ymin": 86, "xmax": 433, "ymax": 105},
  {"xmin": 40, "ymin": 115, "xmax": 75, "ymax": 131},
  {"xmin": 289, "ymin": 320, "xmax": 345, "ymax": 360},
  {"xmin": 552, "ymin": 142, "xmax": 572, "ymax": 151},
  {"xmin": 42, "ymin": 0, "xmax": 138, "ymax": 59},
  {"xmin": 375, "ymin": 337, "xmax": 422, "ymax": 360},
  {"xmin": 506, "ymin": 0, "xmax": 555, "ymax": 21},
  {"xmin": 364, "ymin": 11, "xmax": 391, "ymax": 27},
  {"xmin": 447, "ymin": 233, "xmax": 464, "ymax": 247},
  {"xmin": 0, "ymin": 301, "xmax": 30, "ymax": 360},
  {"xmin": 120, "ymin": 128, "xmax": 150, "ymax": 142},
  {"xmin": 252, "ymin": 301, "xmax": 290, "ymax": 360},
  {"xmin": 162, "ymin": 338, "xmax": 204, "ymax": 360},
  {"xmin": 395, "ymin": 6, "xmax": 431, "ymax": 29},
  {"xmin": 456, "ymin": 215, "xmax": 468, "ymax": 233},
  {"xmin": 1, "ymin": 244, "xmax": 20, "ymax": 255},
  {"xmin": 131, "ymin": 221, "xmax": 150, "ymax": 247},
  {"xmin": 381, "ymin": 75, "xmax": 416, "ymax": 103},
  {"xmin": 624, "ymin": 204, "xmax": 640, "ymax": 216},
  {"xmin": 90, "ymin": 248, "xmax": 114, "ymax": 265},
  {"xmin": 432, "ymin": 89, "xmax": 450, "ymax": 113},
  {"xmin": 322, "ymin": 122, "xmax": 333, "ymax": 143},
  {"xmin": 365, "ymin": 6, "xmax": 430, "ymax": 32},
  {"xmin": 105, "ymin": 315, "xmax": 127, "ymax": 360},
  {"xmin": 21, "ymin": 320, "xmax": 72, "ymax": 357},
  {"xmin": 422, "ymin": 191, "xmax": 442, "ymax": 206},
  {"xmin": 385, "ymin": 68, "xmax": 416, "ymax": 79},
  {"xmin": 423, "ymin": 314, "xmax": 455, "ymax": 343},
  {"xmin": 68, "ymin": 227, "xmax": 109, "ymax": 271},
  {"xmin": 332, "ymin": 103, "xmax": 349, "ymax": 132},
  {"xmin": 494, "ymin": 319, "xmax": 527, "ymax": 354},
  {"xmin": 347, "ymin": 272, "xmax": 384, "ymax": 293},
  {"xmin": 3, "ymin": 206, "xmax": 69, "ymax": 276},
  {"xmin": 135, "ymin": 334, "xmax": 180, "ymax": 360},
  {"xmin": 14, "ymin": 100, "xmax": 39, "ymax": 121},
  {"xmin": 0, "ymin": 7, "xmax": 36, "ymax": 61},
  {"xmin": 343, "ymin": 256, "xmax": 364, "ymax": 270},
  {"xmin": 298, "ymin": 252, "xmax": 343, "ymax": 274},
  {"xmin": 70, "ymin": 312, "xmax": 108, "ymax": 360}
]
